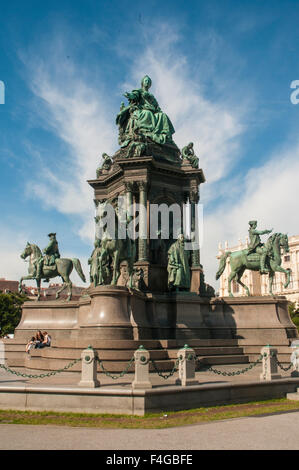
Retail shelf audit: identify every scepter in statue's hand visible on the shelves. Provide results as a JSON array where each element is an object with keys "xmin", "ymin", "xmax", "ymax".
[{"xmin": 123, "ymin": 92, "xmax": 136, "ymax": 102}]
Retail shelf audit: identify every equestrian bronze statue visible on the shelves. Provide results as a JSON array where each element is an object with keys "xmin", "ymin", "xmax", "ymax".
[
  {"xmin": 216, "ymin": 221, "xmax": 291, "ymax": 297},
  {"xmin": 19, "ymin": 234, "xmax": 86, "ymax": 301}
]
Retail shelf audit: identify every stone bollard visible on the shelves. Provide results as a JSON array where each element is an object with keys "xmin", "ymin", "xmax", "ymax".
[
  {"xmin": 0, "ymin": 340, "xmax": 5, "ymax": 366},
  {"xmin": 290, "ymin": 344, "xmax": 299, "ymax": 377},
  {"xmin": 176, "ymin": 344, "xmax": 199, "ymax": 386},
  {"xmin": 132, "ymin": 345, "xmax": 152, "ymax": 389},
  {"xmin": 260, "ymin": 345, "xmax": 281, "ymax": 381},
  {"xmin": 78, "ymin": 346, "xmax": 100, "ymax": 388}
]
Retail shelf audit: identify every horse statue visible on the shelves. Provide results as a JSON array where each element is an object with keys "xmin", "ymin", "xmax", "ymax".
[
  {"xmin": 19, "ymin": 242, "xmax": 86, "ymax": 301},
  {"xmin": 216, "ymin": 232, "xmax": 291, "ymax": 297},
  {"xmin": 93, "ymin": 199, "xmax": 137, "ymax": 288},
  {"xmin": 99, "ymin": 235, "xmax": 136, "ymax": 287}
]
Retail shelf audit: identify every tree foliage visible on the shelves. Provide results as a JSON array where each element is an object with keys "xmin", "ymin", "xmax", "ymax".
[
  {"xmin": 289, "ymin": 302, "xmax": 299, "ymax": 332},
  {"xmin": 0, "ymin": 291, "xmax": 28, "ymax": 336}
]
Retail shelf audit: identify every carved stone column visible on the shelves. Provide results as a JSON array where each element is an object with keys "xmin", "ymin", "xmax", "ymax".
[
  {"xmin": 190, "ymin": 188, "xmax": 200, "ymax": 267},
  {"xmin": 189, "ymin": 187, "xmax": 202, "ymax": 294},
  {"xmin": 125, "ymin": 182, "xmax": 134, "ymax": 223},
  {"xmin": 137, "ymin": 181, "xmax": 148, "ymax": 261}
]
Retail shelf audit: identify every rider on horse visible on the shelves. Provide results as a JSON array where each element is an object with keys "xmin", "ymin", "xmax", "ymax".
[
  {"xmin": 36, "ymin": 233, "xmax": 61, "ymax": 280},
  {"xmin": 247, "ymin": 221, "xmax": 272, "ymax": 274}
]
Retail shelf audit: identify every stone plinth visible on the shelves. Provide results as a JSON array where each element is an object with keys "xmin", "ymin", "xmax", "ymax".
[
  {"xmin": 78, "ymin": 286, "xmax": 133, "ymax": 339},
  {"xmin": 78, "ymin": 347, "xmax": 100, "ymax": 388},
  {"xmin": 190, "ymin": 266, "xmax": 203, "ymax": 294},
  {"xmin": 207, "ymin": 296, "xmax": 298, "ymax": 345},
  {"xmin": 10, "ymin": 293, "xmax": 298, "ymax": 373},
  {"xmin": 14, "ymin": 300, "xmax": 79, "ymax": 341}
]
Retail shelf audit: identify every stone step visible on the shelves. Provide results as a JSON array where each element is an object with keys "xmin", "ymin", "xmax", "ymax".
[
  {"xmin": 23, "ymin": 356, "xmax": 175, "ymax": 373},
  {"xmin": 243, "ymin": 346, "xmax": 292, "ymax": 354},
  {"xmin": 29, "ymin": 348, "xmax": 168, "ymax": 361},
  {"xmin": 50, "ymin": 338, "xmax": 241, "ymax": 350},
  {"xmin": 166, "ymin": 347, "xmax": 244, "ymax": 359},
  {"xmin": 196, "ymin": 355, "xmax": 249, "ymax": 365},
  {"xmin": 52, "ymin": 339, "xmax": 164, "ymax": 350},
  {"xmin": 159, "ymin": 339, "xmax": 240, "ymax": 348},
  {"xmin": 2, "ymin": 356, "xmax": 24, "ymax": 367},
  {"xmin": 3, "ymin": 344, "xmax": 26, "ymax": 352},
  {"xmin": 4, "ymin": 351, "xmax": 27, "ymax": 360},
  {"xmin": 31, "ymin": 345, "xmax": 244, "ymax": 360},
  {"xmin": 5, "ymin": 343, "xmax": 250, "ymax": 370},
  {"xmin": 8, "ymin": 352, "xmax": 250, "ymax": 373},
  {"xmin": 191, "ymin": 346, "xmax": 244, "ymax": 355},
  {"xmin": 248, "ymin": 353, "xmax": 292, "ymax": 364}
]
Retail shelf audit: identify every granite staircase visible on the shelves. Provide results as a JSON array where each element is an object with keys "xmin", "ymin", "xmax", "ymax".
[{"xmin": 3, "ymin": 338, "xmax": 252, "ymax": 373}]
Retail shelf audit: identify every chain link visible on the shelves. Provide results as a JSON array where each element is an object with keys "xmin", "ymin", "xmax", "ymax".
[
  {"xmin": 1, "ymin": 346, "xmax": 295, "ymax": 382},
  {"xmin": 150, "ymin": 358, "xmax": 180, "ymax": 380},
  {"xmin": 0, "ymin": 358, "xmax": 81, "ymax": 379},
  {"xmin": 270, "ymin": 352, "xmax": 293, "ymax": 372},
  {"xmin": 95, "ymin": 355, "xmax": 135, "ymax": 380},
  {"xmin": 198, "ymin": 354, "xmax": 264, "ymax": 377}
]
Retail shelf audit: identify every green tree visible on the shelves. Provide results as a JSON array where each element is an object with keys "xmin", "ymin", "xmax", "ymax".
[
  {"xmin": 0, "ymin": 291, "xmax": 28, "ymax": 336},
  {"xmin": 289, "ymin": 302, "xmax": 299, "ymax": 332}
]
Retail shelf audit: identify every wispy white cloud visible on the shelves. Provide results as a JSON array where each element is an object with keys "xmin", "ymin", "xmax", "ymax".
[
  {"xmin": 21, "ymin": 47, "xmax": 117, "ymax": 242},
  {"xmin": 203, "ymin": 140, "xmax": 299, "ymax": 286},
  {"xmin": 0, "ymin": 230, "xmax": 32, "ymax": 282}
]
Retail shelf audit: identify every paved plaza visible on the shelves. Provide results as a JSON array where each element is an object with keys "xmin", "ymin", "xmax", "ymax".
[
  {"xmin": 1, "ymin": 410, "xmax": 299, "ymax": 450},
  {"xmin": 1, "ymin": 364, "xmax": 299, "ymax": 451},
  {"xmin": 1, "ymin": 361, "xmax": 299, "ymax": 451}
]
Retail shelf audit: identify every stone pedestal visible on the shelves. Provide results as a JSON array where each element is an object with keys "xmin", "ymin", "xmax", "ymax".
[
  {"xmin": 291, "ymin": 347, "xmax": 299, "ymax": 377},
  {"xmin": 133, "ymin": 261, "xmax": 168, "ymax": 293},
  {"xmin": 132, "ymin": 345, "xmax": 152, "ymax": 389},
  {"xmin": 11, "ymin": 293, "xmax": 298, "ymax": 373},
  {"xmin": 176, "ymin": 345, "xmax": 198, "ymax": 386},
  {"xmin": 78, "ymin": 286, "xmax": 133, "ymax": 339},
  {"xmin": 190, "ymin": 266, "xmax": 203, "ymax": 294},
  {"xmin": 206, "ymin": 296, "xmax": 298, "ymax": 345},
  {"xmin": 78, "ymin": 347, "xmax": 100, "ymax": 388},
  {"xmin": 260, "ymin": 346, "xmax": 281, "ymax": 381}
]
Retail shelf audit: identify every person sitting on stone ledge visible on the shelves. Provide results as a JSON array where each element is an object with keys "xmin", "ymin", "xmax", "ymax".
[
  {"xmin": 34, "ymin": 330, "xmax": 44, "ymax": 348},
  {"xmin": 36, "ymin": 331, "xmax": 51, "ymax": 349},
  {"xmin": 25, "ymin": 336, "xmax": 36, "ymax": 354}
]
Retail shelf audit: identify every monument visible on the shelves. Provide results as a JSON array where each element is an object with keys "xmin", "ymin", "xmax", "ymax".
[
  {"xmin": 6, "ymin": 76, "xmax": 298, "ymax": 373},
  {"xmin": 216, "ymin": 222, "xmax": 292, "ymax": 297}
]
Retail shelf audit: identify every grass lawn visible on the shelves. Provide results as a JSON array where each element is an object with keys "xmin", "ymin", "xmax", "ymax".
[{"xmin": 1, "ymin": 398, "xmax": 299, "ymax": 428}]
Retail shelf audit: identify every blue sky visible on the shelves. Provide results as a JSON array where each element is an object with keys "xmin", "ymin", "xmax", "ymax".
[{"xmin": 1, "ymin": 0, "xmax": 299, "ymax": 287}]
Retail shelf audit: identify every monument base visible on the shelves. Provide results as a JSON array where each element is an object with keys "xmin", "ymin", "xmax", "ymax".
[{"xmin": 5, "ymin": 290, "xmax": 298, "ymax": 372}]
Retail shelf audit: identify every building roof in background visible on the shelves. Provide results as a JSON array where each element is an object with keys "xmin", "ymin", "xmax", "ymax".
[{"xmin": 0, "ymin": 278, "xmax": 85, "ymax": 300}]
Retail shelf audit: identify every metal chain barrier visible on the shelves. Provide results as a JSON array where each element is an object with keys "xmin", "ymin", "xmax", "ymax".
[
  {"xmin": 0, "ymin": 358, "xmax": 81, "ymax": 379},
  {"xmin": 196, "ymin": 354, "xmax": 265, "ymax": 377},
  {"xmin": 95, "ymin": 355, "xmax": 135, "ymax": 380},
  {"xmin": 1, "ymin": 345, "xmax": 296, "ymax": 383},
  {"xmin": 270, "ymin": 351, "xmax": 293, "ymax": 372},
  {"xmin": 150, "ymin": 357, "xmax": 180, "ymax": 380}
]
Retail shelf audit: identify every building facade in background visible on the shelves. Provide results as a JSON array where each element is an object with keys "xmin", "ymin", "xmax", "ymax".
[
  {"xmin": 217, "ymin": 235, "xmax": 299, "ymax": 304},
  {"xmin": 0, "ymin": 278, "xmax": 84, "ymax": 300}
]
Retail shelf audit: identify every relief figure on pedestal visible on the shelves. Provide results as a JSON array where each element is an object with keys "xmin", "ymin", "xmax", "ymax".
[
  {"xmin": 88, "ymin": 239, "xmax": 111, "ymax": 286},
  {"xmin": 96, "ymin": 153, "xmax": 113, "ymax": 178},
  {"xmin": 167, "ymin": 234, "xmax": 191, "ymax": 291},
  {"xmin": 182, "ymin": 142, "xmax": 199, "ymax": 168}
]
